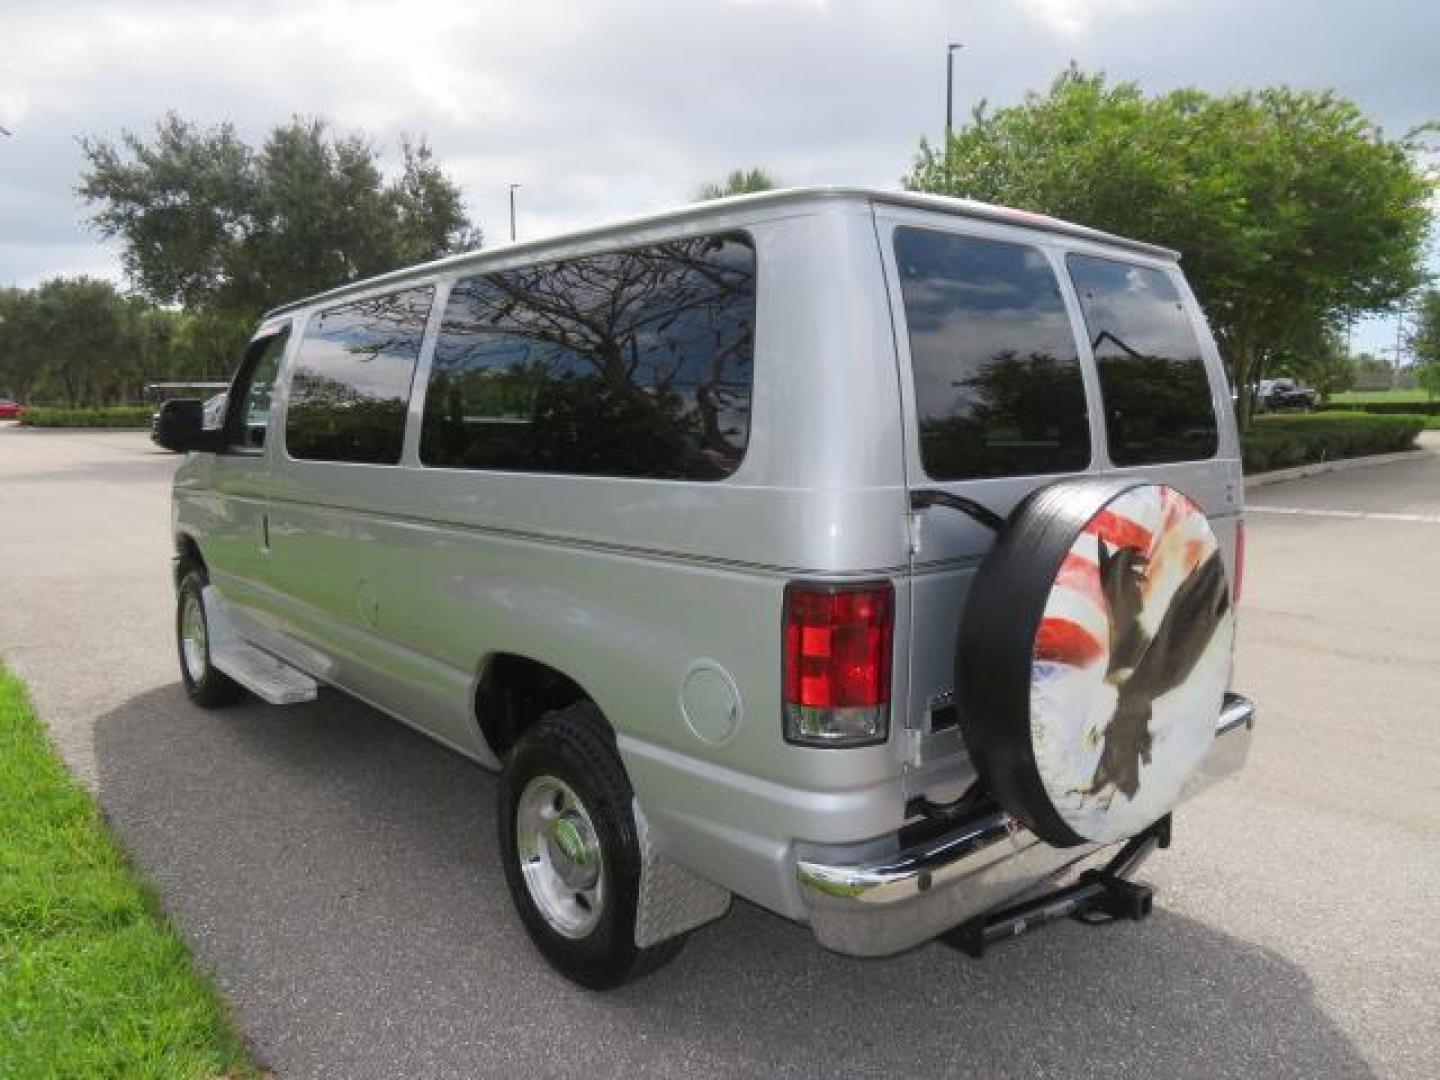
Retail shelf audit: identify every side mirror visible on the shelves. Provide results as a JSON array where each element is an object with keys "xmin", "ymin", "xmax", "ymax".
[{"xmin": 154, "ymin": 399, "xmax": 222, "ymax": 453}]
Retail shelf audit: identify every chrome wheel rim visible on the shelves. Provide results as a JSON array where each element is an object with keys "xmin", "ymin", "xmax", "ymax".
[
  {"xmin": 180, "ymin": 590, "xmax": 208, "ymax": 684},
  {"xmin": 515, "ymin": 775, "xmax": 605, "ymax": 939}
]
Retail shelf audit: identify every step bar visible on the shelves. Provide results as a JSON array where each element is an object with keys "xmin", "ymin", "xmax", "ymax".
[{"xmin": 203, "ymin": 586, "xmax": 318, "ymax": 705}]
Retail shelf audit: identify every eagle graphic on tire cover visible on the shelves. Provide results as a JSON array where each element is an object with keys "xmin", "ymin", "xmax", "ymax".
[{"xmin": 1030, "ymin": 485, "xmax": 1235, "ymax": 844}]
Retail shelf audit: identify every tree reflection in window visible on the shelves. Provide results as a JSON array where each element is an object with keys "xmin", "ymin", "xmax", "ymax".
[
  {"xmin": 420, "ymin": 234, "xmax": 756, "ymax": 480},
  {"xmin": 895, "ymin": 227, "xmax": 1090, "ymax": 481},
  {"xmin": 285, "ymin": 287, "xmax": 434, "ymax": 465},
  {"xmin": 1066, "ymin": 255, "xmax": 1217, "ymax": 466}
]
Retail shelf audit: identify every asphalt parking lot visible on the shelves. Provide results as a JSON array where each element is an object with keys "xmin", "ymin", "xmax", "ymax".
[{"xmin": 2, "ymin": 425, "xmax": 1437, "ymax": 1079}]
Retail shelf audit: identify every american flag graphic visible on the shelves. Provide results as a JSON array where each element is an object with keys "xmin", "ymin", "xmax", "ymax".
[{"xmin": 1034, "ymin": 487, "xmax": 1210, "ymax": 671}]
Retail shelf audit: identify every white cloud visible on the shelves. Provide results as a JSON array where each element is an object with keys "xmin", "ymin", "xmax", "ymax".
[
  {"xmin": 0, "ymin": 0, "xmax": 1434, "ymax": 358},
  {"xmin": 1015, "ymin": 0, "xmax": 1161, "ymax": 36}
]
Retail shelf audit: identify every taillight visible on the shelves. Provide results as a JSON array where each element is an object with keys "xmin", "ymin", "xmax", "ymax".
[
  {"xmin": 1233, "ymin": 520, "xmax": 1246, "ymax": 606},
  {"xmin": 782, "ymin": 581, "xmax": 894, "ymax": 747}
]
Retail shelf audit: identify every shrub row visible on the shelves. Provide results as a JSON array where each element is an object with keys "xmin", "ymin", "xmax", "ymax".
[
  {"xmin": 18, "ymin": 405, "xmax": 153, "ymax": 429},
  {"xmin": 1243, "ymin": 411, "xmax": 1426, "ymax": 473},
  {"xmin": 1317, "ymin": 399, "xmax": 1440, "ymax": 416}
]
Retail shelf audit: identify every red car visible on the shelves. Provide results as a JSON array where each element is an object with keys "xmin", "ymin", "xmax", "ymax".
[{"xmin": 0, "ymin": 399, "xmax": 23, "ymax": 420}]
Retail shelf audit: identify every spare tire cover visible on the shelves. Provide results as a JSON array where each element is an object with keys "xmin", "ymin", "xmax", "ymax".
[{"xmin": 956, "ymin": 478, "xmax": 1234, "ymax": 847}]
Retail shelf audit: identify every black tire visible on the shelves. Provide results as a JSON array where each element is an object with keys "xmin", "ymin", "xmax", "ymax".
[
  {"xmin": 497, "ymin": 702, "xmax": 684, "ymax": 989},
  {"xmin": 176, "ymin": 567, "xmax": 247, "ymax": 707}
]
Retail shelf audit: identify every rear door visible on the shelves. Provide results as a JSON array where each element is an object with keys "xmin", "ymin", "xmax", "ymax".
[
  {"xmin": 873, "ymin": 207, "xmax": 1103, "ymax": 798},
  {"xmin": 875, "ymin": 206, "xmax": 1238, "ymax": 803},
  {"xmin": 1059, "ymin": 249, "xmax": 1241, "ymax": 557}
]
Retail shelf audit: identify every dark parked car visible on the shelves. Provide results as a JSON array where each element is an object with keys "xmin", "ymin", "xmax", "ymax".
[{"xmin": 1256, "ymin": 378, "xmax": 1317, "ymax": 412}]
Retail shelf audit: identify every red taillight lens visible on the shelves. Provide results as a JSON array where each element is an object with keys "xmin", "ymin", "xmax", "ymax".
[
  {"xmin": 783, "ymin": 581, "xmax": 893, "ymax": 746},
  {"xmin": 1233, "ymin": 520, "xmax": 1246, "ymax": 606}
]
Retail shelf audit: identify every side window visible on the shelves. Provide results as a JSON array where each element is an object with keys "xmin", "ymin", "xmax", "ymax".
[
  {"xmin": 894, "ymin": 227, "xmax": 1089, "ymax": 481},
  {"xmin": 419, "ymin": 233, "xmax": 756, "ymax": 480},
  {"xmin": 1065, "ymin": 254, "xmax": 1218, "ymax": 465},
  {"xmin": 229, "ymin": 329, "xmax": 289, "ymax": 450},
  {"xmin": 285, "ymin": 287, "xmax": 434, "ymax": 465}
]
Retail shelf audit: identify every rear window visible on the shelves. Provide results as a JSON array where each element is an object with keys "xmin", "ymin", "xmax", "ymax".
[
  {"xmin": 285, "ymin": 287, "xmax": 434, "ymax": 465},
  {"xmin": 894, "ymin": 227, "xmax": 1090, "ymax": 481},
  {"xmin": 419, "ymin": 233, "xmax": 756, "ymax": 480},
  {"xmin": 1065, "ymin": 254, "xmax": 1218, "ymax": 465}
]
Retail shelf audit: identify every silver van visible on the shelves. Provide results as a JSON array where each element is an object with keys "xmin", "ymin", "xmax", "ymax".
[{"xmin": 159, "ymin": 187, "xmax": 1254, "ymax": 988}]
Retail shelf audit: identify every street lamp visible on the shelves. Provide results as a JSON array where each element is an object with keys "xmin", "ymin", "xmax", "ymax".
[
  {"xmin": 509, "ymin": 183, "xmax": 521, "ymax": 243},
  {"xmin": 945, "ymin": 42, "xmax": 964, "ymax": 148}
]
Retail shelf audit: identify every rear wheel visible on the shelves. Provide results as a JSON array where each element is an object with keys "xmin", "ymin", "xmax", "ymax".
[
  {"xmin": 176, "ymin": 568, "xmax": 247, "ymax": 707},
  {"xmin": 497, "ymin": 702, "xmax": 683, "ymax": 989}
]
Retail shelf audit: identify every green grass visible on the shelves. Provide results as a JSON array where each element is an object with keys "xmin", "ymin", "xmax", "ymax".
[
  {"xmin": 0, "ymin": 666, "xmax": 257, "ymax": 1079},
  {"xmin": 1330, "ymin": 388, "xmax": 1434, "ymax": 404},
  {"xmin": 1243, "ymin": 411, "xmax": 1426, "ymax": 473},
  {"xmin": 17, "ymin": 405, "xmax": 153, "ymax": 428}
]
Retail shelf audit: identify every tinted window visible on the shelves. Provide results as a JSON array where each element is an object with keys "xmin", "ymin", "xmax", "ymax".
[
  {"xmin": 894, "ymin": 228, "xmax": 1089, "ymax": 481},
  {"xmin": 1066, "ymin": 255, "xmax": 1218, "ymax": 465},
  {"xmin": 285, "ymin": 287, "xmax": 434, "ymax": 464},
  {"xmin": 420, "ymin": 234, "xmax": 756, "ymax": 480}
]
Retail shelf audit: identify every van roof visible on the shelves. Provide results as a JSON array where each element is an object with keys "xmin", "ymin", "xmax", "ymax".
[{"xmin": 263, "ymin": 186, "xmax": 1180, "ymax": 319}]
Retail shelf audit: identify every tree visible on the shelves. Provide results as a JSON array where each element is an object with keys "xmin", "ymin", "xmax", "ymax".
[
  {"xmin": 78, "ymin": 114, "xmax": 480, "ymax": 319},
  {"xmin": 1411, "ymin": 291, "xmax": 1440, "ymax": 399},
  {"xmin": 906, "ymin": 70, "xmax": 1435, "ymax": 427},
  {"xmin": 0, "ymin": 278, "xmax": 151, "ymax": 406},
  {"xmin": 166, "ymin": 308, "xmax": 254, "ymax": 382},
  {"xmin": 1293, "ymin": 335, "xmax": 1357, "ymax": 402},
  {"xmin": 697, "ymin": 168, "xmax": 779, "ymax": 200},
  {"xmin": 1410, "ymin": 289, "xmax": 1440, "ymax": 368}
]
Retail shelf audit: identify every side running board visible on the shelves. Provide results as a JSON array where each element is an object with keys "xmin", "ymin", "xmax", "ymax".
[{"xmin": 203, "ymin": 586, "xmax": 318, "ymax": 705}]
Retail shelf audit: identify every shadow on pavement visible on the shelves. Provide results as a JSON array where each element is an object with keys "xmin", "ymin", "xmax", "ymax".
[{"xmin": 94, "ymin": 685, "xmax": 1374, "ymax": 1079}]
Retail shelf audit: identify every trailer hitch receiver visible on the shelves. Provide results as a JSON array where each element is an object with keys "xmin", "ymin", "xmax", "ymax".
[{"xmin": 945, "ymin": 815, "xmax": 1170, "ymax": 958}]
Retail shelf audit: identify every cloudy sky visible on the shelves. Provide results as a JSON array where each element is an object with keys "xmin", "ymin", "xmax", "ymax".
[{"xmin": 2, "ymin": 0, "xmax": 1435, "ymax": 354}]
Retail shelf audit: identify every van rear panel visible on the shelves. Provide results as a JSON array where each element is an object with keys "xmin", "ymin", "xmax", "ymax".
[{"xmin": 870, "ymin": 201, "xmax": 1242, "ymax": 803}]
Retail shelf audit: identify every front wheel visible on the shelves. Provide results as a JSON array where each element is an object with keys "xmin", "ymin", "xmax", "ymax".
[
  {"xmin": 176, "ymin": 569, "xmax": 247, "ymax": 707},
  {"xmin": 497, "ymin": 702, "xmax": 683, "ymax": 989}
]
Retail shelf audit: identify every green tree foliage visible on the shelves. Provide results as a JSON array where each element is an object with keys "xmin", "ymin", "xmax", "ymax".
[
  {"xmin": 0, "ymin": 278, "xmax": 173, "ymax": 406},
  {"xmin": 697, "ymin": 167, "xmax": 779, "ymax": 200},
  {"xmin": 906, "ymin": 70, "xmax": 1435, "ymax": 426},
  {"xmin": 1410, "ymin": 289, "xmax": 1440, "ymax": 368},
  {"xmin": 1413, "ymin": 292, "xmax": 1440, "ymax": 399},
  {"xmin": 79, "ymin": 114, "xmax": 480, "ymax": 318},
  {"xmin": 1300, "ymin": 341, "xmax": 1358, "ymax": 402},
  {"xmin": 0, "ymin": 279, "xmax": 246, "ymax": 406}
]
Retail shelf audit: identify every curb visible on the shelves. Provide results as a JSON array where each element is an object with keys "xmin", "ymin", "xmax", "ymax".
[{"xmin": 1244, "ymin": 448, "xmax": 1430, "ymax": 489}]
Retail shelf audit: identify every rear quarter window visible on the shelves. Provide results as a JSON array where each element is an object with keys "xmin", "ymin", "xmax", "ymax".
[
  {"xmin": 894, "ymin": 227, "xmax": 1090, "ymax": 481},
  {"xmin": 1065, "ymin": 254, "xmax": 1218, "ymax": 466}
]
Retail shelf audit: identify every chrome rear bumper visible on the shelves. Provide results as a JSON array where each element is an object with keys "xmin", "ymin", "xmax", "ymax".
[{"xmin": 795, "ymin": 693, "xmax": 1255, "ymax": 957}]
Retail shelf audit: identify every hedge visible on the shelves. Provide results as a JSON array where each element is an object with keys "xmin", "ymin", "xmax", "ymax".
[
  {"xmin": 1317, "ymin": 399, "xmax": 1440, "ymax": 416},
  {"xmin": 1243, "ymin": 411, "xmax": 1426, "ymax": 473},
  {"xmin": 17, "ymin": 405, "xmax": 153, "ymax": 429}
]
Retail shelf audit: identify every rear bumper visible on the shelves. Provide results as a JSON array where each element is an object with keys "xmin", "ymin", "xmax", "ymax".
[{"xmin": 795, "ymin": 692, "xmax": 1255, "ymax": 957}]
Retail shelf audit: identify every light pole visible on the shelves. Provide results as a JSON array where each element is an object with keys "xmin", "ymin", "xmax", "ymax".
[
  {"xmin": 945, "ymin": 42, "xmax": 964, "ymax": 148},
  {"xmin": 509, "ymin": 183, "xmax": 521, "ymax": 243}
]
